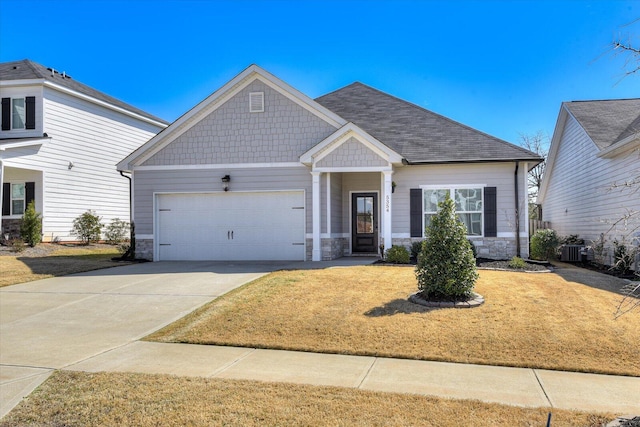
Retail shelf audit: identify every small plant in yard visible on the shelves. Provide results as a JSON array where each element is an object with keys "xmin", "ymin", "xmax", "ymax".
[
  {"xmin": 20, "ymin": 200, "xmax": 42, "ymax": 247},
  {"xmin": 71, "ymin": 210, "xmax": 103, "ymax": 244},
  {"xmin": 385, "ymin": 245, "xmax": 410, "ymax": 264},
  {"xmin": 508, "ymin": 256, "xmax": 527, "ymax": 269},
  {"xmin": 529, "ymin": 229, "xmax": 559, "ymax": 261},
  {"xmin": 415, "ymin": 194, "xmax": 478, "ymax": 300},
  {"xmin": 410, "ymin": 240, "xmax": 423, "ymax": 261},
  {"xmin": 612, "ymin": 239, "xmax": 637, "ymax": 275},
  {"xmin": 10, "ymin": 238, "xmax": 26, "ymax": 253},
  {"xmin": 105, "ymin": 218, "xmax": 129, "ymax": 245}
]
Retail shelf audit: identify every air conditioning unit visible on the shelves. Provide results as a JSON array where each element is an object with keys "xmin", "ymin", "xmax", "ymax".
[{"xmin": 561, "ymin": 245, "xmax": 584, "ymax": 262}]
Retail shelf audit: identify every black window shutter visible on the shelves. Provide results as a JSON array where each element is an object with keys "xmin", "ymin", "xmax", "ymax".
[
  {"xmin": 25, "ymin": 96, "xmax": 36, "ymax": 129},
  {"xmin": 1, "ymin": 98, "xmax": 10, "ymax": 130},
  {"xmin": 410, "ymin": 188, "xmax": 423, "ymax": 237},
  {"xmin": 2, "ymin": 183, "xmax": 10, "ymax": 216},
  {"xmin": 25, "ymin": 182, "xmax": 35, "ymax": 208},
  {"xmin": 484, "ymin": 187, "xmax": 497, "ymax": 237}
]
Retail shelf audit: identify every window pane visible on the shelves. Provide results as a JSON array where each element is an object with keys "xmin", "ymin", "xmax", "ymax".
[
  {"xmin": 12, "ymin": 200, "xmax": 25, "ymax": 215},
  {"xmin": 455, "ymin": 188, "xmax": 482, "ymax": 212},
  {"xmin": 356, "ymin": 196, "xmax": 374, "ymax": 234},
  {"xmin": 12, "ymin": 98, "xmax": 25, "ymax": 129},
  {"xmin": 12, "ymin": 183, "xmax": 25, "ymax": 199},
  {"xmin": 458, "ymin": 213, "xmax": 482, "ymax": 236},
  {"xmin": 424, "ymin": 189, "xmax": 448, "ymax": 212}
]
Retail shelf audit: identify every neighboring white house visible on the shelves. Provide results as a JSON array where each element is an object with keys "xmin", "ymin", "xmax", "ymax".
[
  {"xmin": 538, "ymin": 98, "xmax": 640, "ymax": 252},
  {"xmin": 118, "ymin": 65, "xmax": 541, "ymax": 262},
  {"xmin": 1, "ymin": 59, "xmax": 168, "ymax": 242}
]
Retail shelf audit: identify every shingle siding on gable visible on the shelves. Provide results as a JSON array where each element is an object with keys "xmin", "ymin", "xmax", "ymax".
[
  {"xmin": 316, "ymin": 137, "xmax": 388, "ymax": 168},
  {"xmin": 142, "ymin": 80, "xmax": 338, "ymax": 166},
  {"xmin": 541, "ymin": 115, "xmax": 640, "ymax": 243}
]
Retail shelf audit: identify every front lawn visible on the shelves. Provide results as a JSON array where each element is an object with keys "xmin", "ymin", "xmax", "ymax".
[
  {"xmin": 0, "ymin": 371, "xmax": 613, "ymax": 427},
  {"xmin": 148, "ymin": 265, "xmax": 639, "ymax": 376},
  {"xmin": 0, "ymin": 244, "xmax": 131, "ymax": 287}
]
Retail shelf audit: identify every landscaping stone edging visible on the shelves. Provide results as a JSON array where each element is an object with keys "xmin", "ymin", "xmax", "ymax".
[
  {"xmin": 477, "ymin": 267, "xmax": 554, "ymax": 273},
  {"xmin": 409, "ymin": 292, "xmax": 484, "ymax": 308}
]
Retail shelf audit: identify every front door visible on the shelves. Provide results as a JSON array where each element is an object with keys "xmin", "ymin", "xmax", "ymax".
[{"xmin": 351, "ymin": 193, "xmax": 378, "ymax": 253}]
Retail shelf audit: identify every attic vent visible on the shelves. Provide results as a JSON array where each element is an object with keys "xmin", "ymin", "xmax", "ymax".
[{"xmin": 249, "ymin": 92, "xmax": 264, "ymax": 113}]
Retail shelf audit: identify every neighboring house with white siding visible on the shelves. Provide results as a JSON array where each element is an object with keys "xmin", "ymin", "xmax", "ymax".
[
  {"xmin": 538, "ymin": 99, "xmax": 640, "ymax": 253},
  {"xmin": 1, "ymin": 59, "xmax": 168, "ymax": 242},
  {"xmin": 118, "ymin": 65, "xmax": 541, "ymax": 262}
]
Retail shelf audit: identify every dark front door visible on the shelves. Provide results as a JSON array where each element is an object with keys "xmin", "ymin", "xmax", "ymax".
[{"xmin": 352, "ymin": 193, "xmax": 378, "ymax": 253}]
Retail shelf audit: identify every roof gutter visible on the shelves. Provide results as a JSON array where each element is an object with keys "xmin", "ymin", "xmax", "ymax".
[
  {"xmin": 514, "ymin": 161, "xmax": 521, "ymax": 258},
  {"xmin": 404, "ymin": 158, "xmax": 543, "ymax": 169},
  {"xmin": 118, "ymin": 170, "xmax": 135, "ymax": 260}
]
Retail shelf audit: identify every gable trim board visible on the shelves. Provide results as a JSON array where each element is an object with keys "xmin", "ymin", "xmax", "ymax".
[{"xmin": 123, "ymin": 65, "xmax": 539, "ymax": 261}]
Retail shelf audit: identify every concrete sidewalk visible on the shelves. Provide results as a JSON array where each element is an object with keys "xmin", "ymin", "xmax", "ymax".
[{"xmin": 64, "ymin": 341, "xmax": 639, "ymax": 414}]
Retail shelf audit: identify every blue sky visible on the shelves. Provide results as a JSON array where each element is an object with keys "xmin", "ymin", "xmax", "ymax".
[{"xmin": 1, "ymin": 0, "xmax": 638, "ymax": 144}]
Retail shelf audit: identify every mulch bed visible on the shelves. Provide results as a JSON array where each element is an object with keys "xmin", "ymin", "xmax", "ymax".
[{"xmin": 475, "ymin": 258, "xmax": 552, "ymax": 272}]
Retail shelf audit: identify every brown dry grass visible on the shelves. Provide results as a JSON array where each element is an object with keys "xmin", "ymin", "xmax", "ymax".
[
  {"xmin": 0, "ymin": 371, "xmax": 613, "ymax": 427},
  {"xmin": 0, "ymin": 245, "xmax": 131, "ymax": 287},
  {"xmin": 149, "ymin": 265, "xmax": 640, "ymax": 376}
]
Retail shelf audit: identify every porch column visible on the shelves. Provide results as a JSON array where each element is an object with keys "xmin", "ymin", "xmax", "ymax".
[
  {"xmin": 311, "ymin": 171, "xmax": 321, "ymax": 261},
  {"xmin": 383, "ymin": 170, "xmax": 393, "ymax": 251}
]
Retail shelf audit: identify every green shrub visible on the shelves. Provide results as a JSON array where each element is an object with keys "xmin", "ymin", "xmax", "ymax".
[
  {"xmin": 530, "ymin": 229, "xmax": 559, "ymax": 261},
  {"xmin": 415, "ymin": 194, "xmax": 478, "ymax": 300},
  {"xmin": 10, "ymin": 238, "xmax": 25, "ymax": 253},
  {"xmin": 71, "ymin": 210, "xmax": 103, "ymax": 245},
  {"xmin": 612, "ymin": 240, "xmax": 636, "ymax": 274},
  {"xmin": 105, "ymin": 218, "xmax": 129, "ymax": 245},
  {"xmin": 410, "ymin": 241, "xmax": 423, "ymax": 261},
  {"xmin": 20, "ymin": 200, "xmax": 42, "ymax": 247},
  {"xmin": 508, "ymin": 256, "xmax": 527, "ymax": 269},
  {"xmin": 385, "ymin": 245, "xmax": 410, "ymax": 264}
]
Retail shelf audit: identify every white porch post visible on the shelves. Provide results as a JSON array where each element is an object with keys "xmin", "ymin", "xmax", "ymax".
[
  {"xmin": 383, "ymin": 171, "xmax": 393, "ymax": 251},
  {"xmin": 311, "ymin": 171, "xmax": 321, "ymax": 261}
]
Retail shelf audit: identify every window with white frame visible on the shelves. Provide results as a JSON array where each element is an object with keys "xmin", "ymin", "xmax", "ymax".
[
  {"xmin": 11, "ymin": 183, "xmax": 26, "ymax": 215},
  {"xmin": 11, "ymin": 98, "xmax": 25, "ymax": 129},
  {"xmin": 423, "ymin": 187, "xmax": 483, "ymax": 236}
]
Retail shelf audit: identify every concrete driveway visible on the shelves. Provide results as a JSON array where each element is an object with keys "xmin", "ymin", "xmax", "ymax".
[{"xmin": 0, "ymin": 261, "xmax": 292, "ymax": 417}]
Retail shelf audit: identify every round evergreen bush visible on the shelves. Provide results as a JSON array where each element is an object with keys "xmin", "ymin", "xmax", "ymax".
[
  {"xmin": 529, "ymin": 229, "xmax": 559, "ymax": 260},
  {"xmin": 385, "ymin": 245, "xmax": 410, "ymax": 264},
  {"xmin": 415, "ymin": 194, "xmax": 478, "ymax": 300}
]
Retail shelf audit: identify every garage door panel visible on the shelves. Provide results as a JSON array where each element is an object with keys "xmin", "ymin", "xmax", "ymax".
[{"xmin": 157, "ymin": 192, "xmax": 305, "ymax": 261}]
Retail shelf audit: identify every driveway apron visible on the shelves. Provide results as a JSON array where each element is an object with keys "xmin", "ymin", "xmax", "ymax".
[{"xmin": 0, "ymin": 261, "xmax": 283, "ymax": 418}]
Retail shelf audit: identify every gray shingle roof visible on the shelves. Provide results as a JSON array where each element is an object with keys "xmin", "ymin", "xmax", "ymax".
[
  {"xmin": 0, "ymin": 59, "xmax": 168, "ymax": 124},
  {"xmin": 563, "ymin": 98, "xmax": 640, "ymax": 150},
  {"xmin": 315, "ymin": 82, "xmax": 541, "ymax": 164}
]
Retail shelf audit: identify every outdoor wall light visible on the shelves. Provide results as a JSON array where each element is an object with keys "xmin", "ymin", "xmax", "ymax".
[
  {"xmin": 68, "ymin": 161, "xmax": 74, "ymax": 170},
  {"xmin": 221, "ymin": 175, "xmax": 231, "ymax": 191}
]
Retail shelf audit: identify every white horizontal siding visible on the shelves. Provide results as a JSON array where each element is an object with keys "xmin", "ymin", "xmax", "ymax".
[
  {"xmin": 133, "ymin": 166, "xmax": 312, "ymax": 235},
  {"xmin": 542, "ymin": 115, "xmax": 640, "ymax": 243},
  {"xmin": 392, "ymin": 162, "xmax": 524, "ymax": 235},
  {"xmin": 2, "ymin": 87, "xmax": 163, "ymax": 241}
]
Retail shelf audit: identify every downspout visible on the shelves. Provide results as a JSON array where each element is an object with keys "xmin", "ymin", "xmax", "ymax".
[
  {"xmin": 514, "ymin": 162, "xmax": 521, "ymax": 258},
  {"xmin": 119, "ymin": 170, "xmax": 135, "ymax": 260}
]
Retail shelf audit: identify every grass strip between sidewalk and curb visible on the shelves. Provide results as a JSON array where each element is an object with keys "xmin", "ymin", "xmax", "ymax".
[{"xmin": 0, "ymin": 371, "xmax": 614, "ymax": 427}]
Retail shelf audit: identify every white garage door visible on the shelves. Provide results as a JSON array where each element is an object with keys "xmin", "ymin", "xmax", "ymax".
[{"xmin": 156, "ymin": 191, "xmax": 305, "ymax": 261}]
